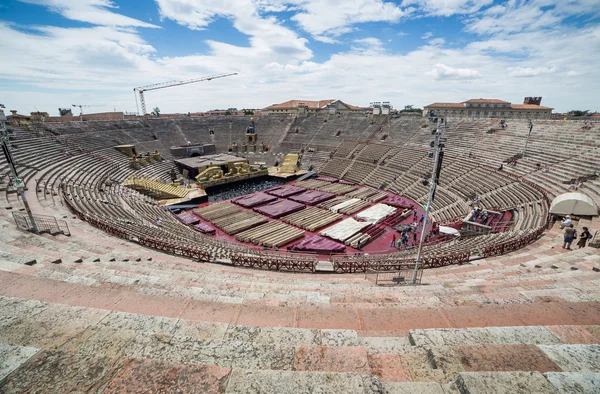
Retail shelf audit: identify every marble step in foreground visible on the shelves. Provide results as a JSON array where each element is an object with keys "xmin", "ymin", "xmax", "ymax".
[{"xmin": 1, "ymin": 296, "xmax": 600, "ymax": 393}]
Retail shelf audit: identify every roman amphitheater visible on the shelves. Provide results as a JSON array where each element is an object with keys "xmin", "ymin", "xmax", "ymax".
[{"xmin": 1, "ymin": 110, "xmax": 599, "ymax": 393}]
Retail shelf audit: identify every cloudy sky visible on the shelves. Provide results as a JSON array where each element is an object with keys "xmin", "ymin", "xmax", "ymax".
[{"xmin": 0, "ymin": 0, "xmax": 598, "ymax": 115}]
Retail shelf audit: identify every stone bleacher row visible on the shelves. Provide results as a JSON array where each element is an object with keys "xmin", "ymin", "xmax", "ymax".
[{"xmin": 3, "ymin": 117, "xmax": 598, "ymax": 271}]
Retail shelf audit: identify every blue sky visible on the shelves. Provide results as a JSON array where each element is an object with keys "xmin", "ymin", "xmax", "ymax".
[{"xmin": 0, "ymin": 0, "xmax": 599, "ymax": 115}]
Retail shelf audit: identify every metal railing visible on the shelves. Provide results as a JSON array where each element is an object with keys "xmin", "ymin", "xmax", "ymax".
[
  {"xmin": 12, "ymin": 212, "xmax": 70, "ymax": 236},
  {"xmin": 365, "ymin": 268, "xmax": 423, "ymax": 285}
]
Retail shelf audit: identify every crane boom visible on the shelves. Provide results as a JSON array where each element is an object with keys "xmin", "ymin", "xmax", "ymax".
[{"xmin": 133, "ymin": 72, "xmax": 238, "ymax": 115}]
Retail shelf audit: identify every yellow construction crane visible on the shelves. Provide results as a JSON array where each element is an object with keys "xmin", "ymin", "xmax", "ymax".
[{"xmin": 133, "ymin": 72, "xmax": 238, "ymax": 115}]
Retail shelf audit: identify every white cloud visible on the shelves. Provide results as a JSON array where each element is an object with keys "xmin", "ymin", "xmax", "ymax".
[
  {"xmin": 425, "ymin": 63, "xmax": 482, "ymax": 80},
  {"xmin": 421, "ymin": 31, "xmax": 433, "ymax": 39},
  {"xmin": 2, "ymin": 0, "xmax": 600, "ymax": 115},
  {"xmin": 19, "ymin": 0, "xmax": 158, "ymax": 27},
  {"xmin": 465, "ymin": 0, "xmax": 600, "ymax": 36},
  {"xmin": 403, "ymin": 0, "xmax": 492, "ymax": 16},
  {"xmin": 154, "ymin": 0, "xmax": 312, "ymax": 63},
  {"xmin": 507, "ymin": 66, "xmax": 557, "ymax": 77},
  {"xmin": 352, "ymin": 37, "xmax": 385, "ymax": 54},
  {"xmin": 290, "ymin": 0, "xmax": 406, "ymax": 40}
]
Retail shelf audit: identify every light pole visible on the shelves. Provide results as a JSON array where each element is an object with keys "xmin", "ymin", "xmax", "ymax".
[
  {"xmin": 523, "ymin": 119, "xmax": 533, "ymax": 158},
  {"xmin": 0, "ymin": 105, "xmax": 39, "ymax": 233},
  {"xmin": 412, "ymin": 115, "xmax": 445, "ymax": 284}
]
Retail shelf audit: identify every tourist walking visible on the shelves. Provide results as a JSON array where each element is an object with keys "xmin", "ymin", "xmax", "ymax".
[
  {"xmin": 577, "ymin": 227, "xmax": 592, "ymax": 248},
  {"xmin": 563, "ymin": 224, "xmax": 577, "ymax": 249},
  {"xmin": 391, "ymin": 234, "xmax": 397, "ymax": 247}
]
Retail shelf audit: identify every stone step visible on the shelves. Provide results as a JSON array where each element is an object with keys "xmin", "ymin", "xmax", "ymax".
[
  {"xmin": 223, "ymin": 369, "xmax": 383, "ymax": 394},
  {"xmin": 455, "ymin": 371, "xmax": 558, "ymax": 394},
  {"xmin": 544, "ymin": 372, "xmax": 600, "ymax": 393}
]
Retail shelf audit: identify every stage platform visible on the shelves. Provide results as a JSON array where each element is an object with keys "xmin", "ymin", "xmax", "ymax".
[
  {"xmin": 233, "ymin": 192, "xmax": 277, "ymax": 208},
  {"xmin": 266, "ymin": 185, "xmax": 305, "ymax": 198},
  {"xmin": 253, "ymin": 199, "xmax": 306, "ymax": 218},
  {"xmin": 287, "ymin": 235, "xmax": 346, "ymax": 253},
  {"xmin": 289, "ymin": 190, "xmax": 335, "ymax": 205}
]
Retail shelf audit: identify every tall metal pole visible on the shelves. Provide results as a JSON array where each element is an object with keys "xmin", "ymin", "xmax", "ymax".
[
  {"xmin": 523, "ymin": 119, "xmax": 533, "ymax": 158},
  {"xmin": 0, "ymin": 108, "xmax": 39, "ymax": 233},
  {"xmin": 412, "ymin": 117, "xmax": 444, "ymax": 284}
]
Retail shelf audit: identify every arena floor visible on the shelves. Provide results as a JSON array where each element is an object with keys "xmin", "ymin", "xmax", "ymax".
[{"xmin": 190, "ymin": 179, "xmax": 433, "ymax": 258}]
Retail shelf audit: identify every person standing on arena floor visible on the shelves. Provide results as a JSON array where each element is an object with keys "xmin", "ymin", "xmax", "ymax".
[
  {"xmin": 563, "ymin": 224, "xmax": 577, "ymax": 249},
  {"xmin": 391, "ymin": 234, "xmax": 396, "ymax": 247},
  {"xmin": 577, "ymin": 227, "xmax": 592, "ymax": 248}
]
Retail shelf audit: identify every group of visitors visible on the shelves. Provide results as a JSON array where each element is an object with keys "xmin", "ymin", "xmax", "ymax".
[
  {"xmin": 389, "ymin": 212, "xmax": 426, "ymax": 249},
  {"xmin": 561, "ymin": 216, "xmax": 593, "ymax": 249},
  {"xmin": 563, "ymin": 224, "xmax": 592, "ymax": 249},
  {"xmin": 471, "ymin": 207, "xmax": 490, "ymax": 225}
]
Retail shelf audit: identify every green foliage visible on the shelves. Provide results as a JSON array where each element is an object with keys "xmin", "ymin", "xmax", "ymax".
[
  {"xmin": 567, "ymin": 110, "xmax": 589, "ymax": 117},
  {"xmin": 400, "ymin": 105, "xmax": 422, "ymax": 113},
  {"xmin": 151, "ymin": 107, "xmax": 161, "ymax": 116}
]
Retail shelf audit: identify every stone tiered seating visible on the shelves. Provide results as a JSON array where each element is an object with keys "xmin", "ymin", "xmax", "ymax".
[
  {"xmin": 342, "ymin": 162, "xmax": 377, "ymax": 184},
  {"xmin": 354, "ymin": 143, "xmax": 391, "ymax": 163},
  {"xmin": 333, "ymin": 140, "xmax": 360, "ymax": 158},
  {"xmin": 317, "ymin": 157, "xmax": 352, "ymax": 179}
]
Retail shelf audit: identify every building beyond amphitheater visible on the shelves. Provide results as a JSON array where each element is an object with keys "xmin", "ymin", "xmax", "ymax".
[{"xmin": 1, "ymin": 102, "xmax": 600, "ymax": 393}]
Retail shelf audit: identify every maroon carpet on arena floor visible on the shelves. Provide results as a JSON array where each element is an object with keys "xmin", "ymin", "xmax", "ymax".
[
  {"xmin": 233, "ymin": 192, "xmax": 278, "ymax": 208},
  {"xmin": 289, "ymin": 190, "xmax": 335, "ymax": 205},
  {"xmin": 384, "ymin": 195, "xmax": 413, "ymax": 208},
  {"xmin": 253, "ymin": 199, "xmax": 306, "ymax": 218},
  {"xmin": 176, "ymin": 211, "xmax": 201, "ymax": 225},
  {"xmin": 193, "ymin": 222, "xmax": 215, "ymax": 234},
  {"xmin": 287, "ymin": 235, "xmax": 346, "ymax": 253},
  {"xmin": 266, "ymin": 185, "xmax": 306, "ymax": 198}
]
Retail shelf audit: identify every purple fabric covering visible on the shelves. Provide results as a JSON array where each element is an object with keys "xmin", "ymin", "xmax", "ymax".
[
  {"xmin": 384, "ymin": 195, "xmax": 412, "ymax": 208},
  {"xmin": 253, "ymin": 199, "xmax": 305, "ymax": 218},
  {"xmin": 177, "ymin": 211, "xmax": 201, "ymax": 225},
  {"xmin": 266, "ymin": 185, "xmax": 305, "ymax": 198},
  {"xmin": 193, "ymin": 222, "xmax": 215, "ymax": 234},
  {"xmin": 233, "ymin": 192, "xmax": 278, "ymax": 208},
  {"xmin": 289, "ymin": 190, "xmax": 335, "ymax": 205},
  {"xmin": 288, "ymin": 236, "xmax": 345, "ymax": 253}
]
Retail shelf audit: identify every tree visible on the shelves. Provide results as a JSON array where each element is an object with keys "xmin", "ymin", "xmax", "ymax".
[
  {"xmin": 567, "ymin": 110, "xmax": 590, "ymax": 117},
  {"xmin": 243, "ymin": 109, "xmax": 254, "ymax": 115},
  {"xmin": 224, "ymin": 110, "xmax": 232, "ymax": 116},
  {"xmin": 151, "ymin": 107, "xmax": 160, "ymax": 117},
  {"xmin": 400, "ymin": 105, "xmax": 422, "ymax": 113}
]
